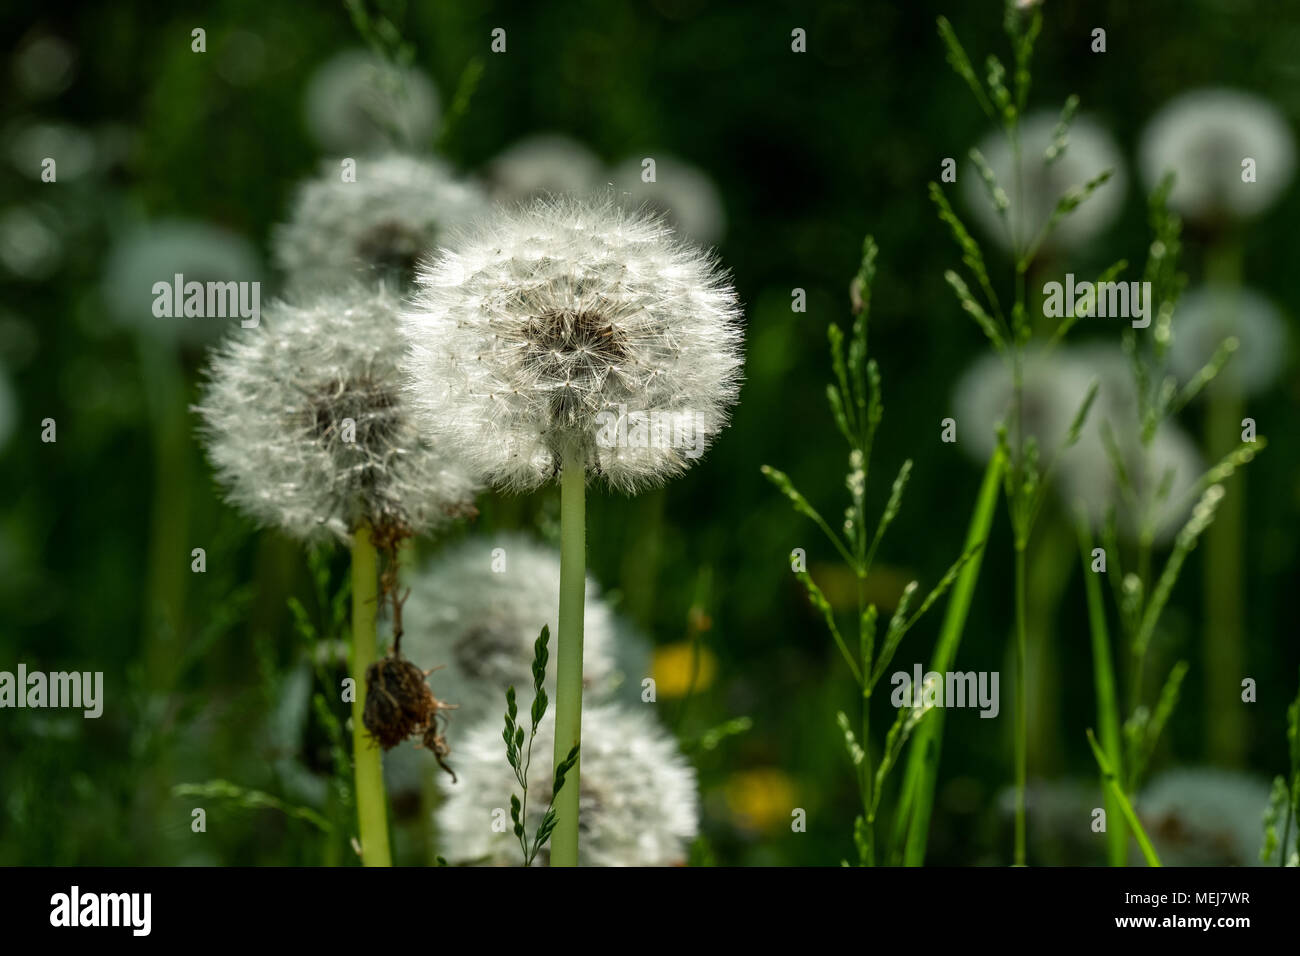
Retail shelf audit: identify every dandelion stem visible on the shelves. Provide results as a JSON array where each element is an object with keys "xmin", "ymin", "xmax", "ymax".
[
  {"xmin": 350, "ymin": 523, "xmax": 391, "ymax": 867},
  {"xmin": 1014, "ymin": 541, "xmax": 1028, "ymax": 866},
  {"xmin": 551, "ymin": 447, "xmax": 587, "ymax": 867}
]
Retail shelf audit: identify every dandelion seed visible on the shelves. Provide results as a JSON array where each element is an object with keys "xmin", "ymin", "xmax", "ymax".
[
  {"xmin": 274, "ymin": 154, "xmax": 486, "ymax": 290},
  {"xmin": 1140, "ymin": 88, "xmax": 1295, "ymax": 223},
  {"xmin": 195, "ymin": 283, "xmax": 479, "ymax": 544},
  {"xmin": 436, "ymin": 702, "xmax": 699, "ymax": 866}
]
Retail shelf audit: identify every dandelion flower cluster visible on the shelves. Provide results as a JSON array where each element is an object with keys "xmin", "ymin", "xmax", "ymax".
[
  {"xmin": 1140, "ymin": 88, "xmax": 1295, "ymax": 223},
  {"xmin": 436, "ymin": 702, "xmax": 699, "ymax": 866},
  {"xmin": 196, "ymin": 284, "xmax": 478, "ymax": 543},
  {"xmin": 400, "ymin": 196, "xmax": 744, "ymax": 492},
  {"xmin": 274, "ymin": 154, "xmax": 486, "ymax": 289}
]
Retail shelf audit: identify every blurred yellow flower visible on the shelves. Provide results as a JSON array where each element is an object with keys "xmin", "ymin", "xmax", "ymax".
[
  {"xmin": 725, "ymin": 768, "xmax": 798, "ymax": 832},
  {"xmin": 652, "ymin": 642, "xmax": 717, "ymax": 698}
]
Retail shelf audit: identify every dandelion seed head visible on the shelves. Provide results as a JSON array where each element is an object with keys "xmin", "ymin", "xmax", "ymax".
[
  {"xmin": 400, "ymin": 196, "xmax": 744, "ymax": 493},
  {"xmin": 1139, "ymin": 767, "xmax": 1271, "ymax": 866},
  {"xmin": 1169, "ymin": 285, "xmax": 1287, "ymax": 395},
  {"xmin": 274, "ymin": 154, "xmax": 486, "ymax": 290},
  {"xmin": 609, "ymin": 154, "xmax": 727, "ymax": 245},
  {"xmin": 302, "ymin": 49, "xmax": 439, "ymax": 155},
  {"xmin": 963, "ymin": 112, "xmax": 1126, "ymax": 254},
  {"xmin": 1140, "ymin": 88, "xmax": 1295, "ymax": 222},
  {"xmin": 195, "ymin": 283, "xmax": 479, "ymax": 544},
  {"xmin": 436, "ymin": 702, "xmax": 698, "ymax": 866},
  {"xmin": 486, "ymin": 133, "xmax": 605, "ymax": 202}
]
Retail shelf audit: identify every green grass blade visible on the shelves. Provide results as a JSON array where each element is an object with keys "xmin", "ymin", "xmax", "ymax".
[{"xmin": 1087, "ymin": 729, "xmax": 1162, "ymax": 867}]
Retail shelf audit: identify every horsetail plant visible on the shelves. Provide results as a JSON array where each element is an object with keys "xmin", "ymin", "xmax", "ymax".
[
  {"xmin": 763, "ymin": 235, "xmax": 980, "ymax": 866},
  {"xmin": 1075, "ymin": 179, "xmax": 1263, "ymax": 865},
  {"xmin": 401, "ymin": 196, "xmax": 743, "ymax": 865},
  {"xmin": 932, "ymin": 2, "xmax": 1114, "ymax": 864}
]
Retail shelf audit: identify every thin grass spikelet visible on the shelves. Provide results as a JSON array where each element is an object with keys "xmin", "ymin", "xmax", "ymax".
[
  {"xmin": 274, "ymin": 153, "xmax": 486, "ymax": 290},
  {"xmin": 196, "ymin": 283, "xmax": 480, "ymax": 544},
  {"xmin": 400, "ymin": 196, "xmax": 744, "ymax": 493}
]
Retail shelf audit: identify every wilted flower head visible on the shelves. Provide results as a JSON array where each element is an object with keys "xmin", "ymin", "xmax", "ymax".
[
  {"xmin": 196, "ymin": 283, "xmax": 478, "ymax": 543},
  {"xmin": 963, "ymin": 111, "xmax": 1126, "ymax": 255},
  {"xmin": 1169, "ymin": 285, "xmax": 1287, "ymax": 395},
  {"xmin": 1139, "ymin": 767, "xmax": 1271, "ymax": 866},
  {"xmin": 102, "ymin": 219, "xmax": 262, "ymax": 344},
  {"xmin": 436, "ymin": 702, "xmax": 698, "ymax": 866},
  {"xmin": 610, "ymin": 154, "xmax": 727, "ymax": 245},
  {"xmin": 302, "ymin": 49, "xmax": 439, "ymax": 155},
  {"xmin": 1140, "ymin": 88, "xmax": 1295, "ymax": 223},
  {"xmin": 400, "ymin": 196, "xmax": 744, "ymax": 493},
  {"xmin": 274, "ymin": 154, "xmax": 486, "ymax": 290},
  {"xmin": 486, "ymin": 133, "xmax": 605, "ymax": 202}
]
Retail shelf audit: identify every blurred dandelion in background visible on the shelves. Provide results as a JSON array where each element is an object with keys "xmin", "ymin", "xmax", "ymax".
[
  {"xmin": 1138, "ymin": 767, "xmax": 1271, "ymax": 866},
  {"xmin": 1140, "ymin": 88, "xmax": 1295, "ymax": 224},
  {"xmin": 302, "ymin": 48, "xmax": 439, "ymax": 155},
  {"xmin": 609, "ymin": 153, "xmax": 727, "ymax": 246},
  {"xmin": 963, "ymin": 111, "xmax": 1126, "ymax": 255},
  {"xmin": 1168, "ymin": 285, "xmax": 1288, "ymax": 396},
  {"xmin": 485, "ymin": 133, "xmax": 605, "ymax": 203},
  {"xmin": 436, "ymin": 702, "xmax": 698, "ymax": 866},
  {"xmin": 274, "ymin": 153, "xmax": 485, "ymax": 290}
]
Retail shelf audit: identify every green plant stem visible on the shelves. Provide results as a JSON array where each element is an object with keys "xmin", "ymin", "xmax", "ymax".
[
  {"xmin": 1076, "ymin": 515, "xmax": 1126, "ymax": 866},
  {"xmin": 1087, "ymin": 730, "xmax": 1161, "ymax": 866},
  {"xmin": 350, "ymin": 523, "xmax": 390, "ymax": 867},
  {"xmin": 897, "ymin": 447, "xmax": 1004, "ymax": 865},
  {"xmin": 551, "ymin": 447, "xmax": 587, "ymax": 867},
  {"xmin": 1014, "ymin": 542, "xmax": 1028, "ymax": 866}
]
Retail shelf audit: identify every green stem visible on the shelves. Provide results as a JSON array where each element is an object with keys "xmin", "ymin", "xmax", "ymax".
[
  {"xmin": 1014, "ymin": 542, "xmax": 1028, "ymax": 866},
  {"xmin": 1076, "ymin": 514, "xmax": 1127, "ymax": 866},
  {"xmin": 550, "ymin": 447, "xmax": 587, "ymax": 867},
  {"xmin": 350, "ymin": 523, "xmax": 391, "ymax": 867},
  {"xmin": 897, "ymin": 447, "xmax": 1004, "ymax": 865},
  {"xmin": 1087, "ymin": 729, "xmax": 1161, "ymax": 866}
]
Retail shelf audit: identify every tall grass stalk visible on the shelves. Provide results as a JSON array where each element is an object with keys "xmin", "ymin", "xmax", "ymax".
[{"xmin": 896, "ymin": 446, "xmax": 1004, "ymax": 865}]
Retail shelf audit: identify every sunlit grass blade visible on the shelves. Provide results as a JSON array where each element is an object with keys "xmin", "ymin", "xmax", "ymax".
[{"xmin": 1087, "ymin": 729, "xmax": 1161, "ymax": 867}]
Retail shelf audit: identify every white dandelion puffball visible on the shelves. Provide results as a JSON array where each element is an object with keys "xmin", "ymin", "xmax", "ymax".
[
  {"xmin": 436, "ymin": 702, "xmax": 698, "ymax": 866},
  {"xmin": 486, "ymin": 133, "xmax": 605, "ymax": 202},
  {"xmin": 383, "ymin": 533, "xmax": 637, "ymax": 797},
  {"xmin": 274, "ymin": 154, "xmax": 486, "ymax": 290},
  {"xmin": 302, "ymin": 49, "xmax": 439, "ymax": 155},
  {"xmin": 1140, "ymin": 88, "xmax": 1295, "ymax": 222},
  {"xmin": 963, "ymin": 111, "xmax": 1126, "ymax": 255},
  {"xmin": 102, "ymin": 219, "xmax": 262, "ymax": 344},
  {"xmin": 1063, "ymin": 418, "xmax": 1203, "ymax": 546},
  {"xmin": 196, "ymin": 284, "xmax": 479, "ymax": 543},
  {"xmin": 951, "ymin": 346, "xmax": 1100, "ymax": 463},
  {"xmin": 1169, "ymin": 285, "xmax": 1287, "ymax": 395},
  {"xmin": 397, "ymin": 534, "xmax": 622, "ymax": 725},
  {"xmin": 401, "ymin": 197, "xmax": 744, "ymax": 493},
  {"xmin": 1139, "ymin": 768, "xmax": 1271, "ymax": 866},
  {"xmin": 609, "ymin": 154, "xmax": 727, "ymax": 245}
]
